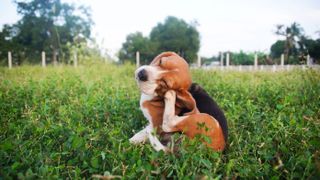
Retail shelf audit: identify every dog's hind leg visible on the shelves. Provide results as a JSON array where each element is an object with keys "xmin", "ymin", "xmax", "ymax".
[{"xmin": 146, "ymin": 125, "xmax": 169, "ymax": 152}]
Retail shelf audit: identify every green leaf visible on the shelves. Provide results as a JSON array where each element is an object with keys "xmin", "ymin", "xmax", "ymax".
[
  {"xmin": 200, "ymin": 159, "xmax": 212, "ymax": 168},
  {"xmin": 91, "ymin": 157, "xmax": 99, "ymax": 169},
  {"xmin": 71, "ymin": 136, "xmax": 84, "ymax": 149},
  {"xmin": 1, "ymin": 141, "xmax": 14, "ymax": 151},
  {"xmin": 101, "ymin": 152, "xmax": 106, "ymax": 160},
  {"xmin": 276, "ymin": 104, "xmax": 283, "ymax": 110}
]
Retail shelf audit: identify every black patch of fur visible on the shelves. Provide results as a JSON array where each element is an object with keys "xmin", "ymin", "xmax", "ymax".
[{"xmin": 179, "ymin": 83, "xmax": 228, "ymax": 143}]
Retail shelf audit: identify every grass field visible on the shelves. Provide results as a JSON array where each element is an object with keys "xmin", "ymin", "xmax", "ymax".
[{"xmin": 0, "ymin": 63, "xmax": 320, "ymax": 179}]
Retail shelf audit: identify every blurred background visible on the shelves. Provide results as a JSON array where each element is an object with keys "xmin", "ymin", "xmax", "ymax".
[{"xmin": 0, "ymin": 0, "xmax": 319, "ymax": 66}]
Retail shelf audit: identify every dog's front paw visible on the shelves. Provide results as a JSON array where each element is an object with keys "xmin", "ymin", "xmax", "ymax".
[
  {"xmin": 129, "ymin": 134, "xmax": 146, "ymax": 144},
  {"xmin": 129, "ymin": 136, "xmax": 139, "ymax": 144},
  {"xmin": 164, "ymin": 90, "xmax": 176, "ymax": 101},
  {"xmin": 162, "ymin": 122, "xmax": 174, "ymax": 132}
]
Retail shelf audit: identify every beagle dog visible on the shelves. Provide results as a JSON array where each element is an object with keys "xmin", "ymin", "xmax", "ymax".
[{"xmin": 129, "ymin": 52, "xmax": 227, "ymax": 151}]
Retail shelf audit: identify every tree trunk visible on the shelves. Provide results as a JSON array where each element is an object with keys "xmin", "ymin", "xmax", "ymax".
[
  {"xmin": 284, "ymin": 37, "xmax": 290, "ymax": 64},
  {"xmin": 52, "ymin": 49, "xmax": 57, "ymax": 66}
]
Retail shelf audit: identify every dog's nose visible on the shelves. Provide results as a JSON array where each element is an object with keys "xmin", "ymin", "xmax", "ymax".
[{"xmin": 137, "ymin": 69, "xmax": 148, "ymax": 81}]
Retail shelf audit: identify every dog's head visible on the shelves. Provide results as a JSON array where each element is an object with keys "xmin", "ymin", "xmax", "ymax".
[
  {"xmin": 135, "ymin": 52, "xmax": 198, "ymax": 114},
  {"xmin": 135, "ymin": 52, "xmax": 191, "ymax": 96}
]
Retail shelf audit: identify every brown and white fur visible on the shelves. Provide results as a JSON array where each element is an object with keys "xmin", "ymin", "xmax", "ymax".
[{"xmin": 129, "ymin": 52, "xmax": 226, "ymax": 152}]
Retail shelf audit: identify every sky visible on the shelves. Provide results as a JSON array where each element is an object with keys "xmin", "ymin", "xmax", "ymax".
[{"xmin": 1, "ymin": 0, "xmax": 320, "ymax": 58}]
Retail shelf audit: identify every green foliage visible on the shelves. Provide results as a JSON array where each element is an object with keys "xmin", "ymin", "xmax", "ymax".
[
  {"xmin": 230, "ymin": 51, "xmax": 254, "ymax": 65},
  {"xmin": 228, "ymin": 51, "xmax": 269, "ymax": 65},
  {"xmin": 270, "ymin": 40, "xmax": 301, "ymax": 64},
  {"xmin": 150, "ymin": 16, "xmax": 200, "ymax": 63},
  {"xmin": 0, "ymin": 0, "xmax": 93, "ymax": 64},
  {"xmin": 272, "ymin": 22, "xmax": 320, "ymax": 64},
  {"xmin": 66, "ymin": 40, "xmax": 106, "ymax": 65},
  {"xmin": 301, "ymin": 38, "xmax": 320, "ymax": 63},
  {"xmin": 0, "ymin": 64, "xmax": 320, "ymax": 178},
  {"xmin": 119, "ymin": 16, "xmax": 200, "ymax": 64},
  {"xmin": 270, "ymin": 40, "xmax": 285, "ymax": 59},
  {"xmin": 118, "ymin": 32, "xmax": 156, "ymax": 65}
]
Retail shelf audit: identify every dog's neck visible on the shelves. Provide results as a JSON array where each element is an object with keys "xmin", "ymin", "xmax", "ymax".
[{"xmin": 140, "ymin": 92, "xmax": 189, "ymax": 131}]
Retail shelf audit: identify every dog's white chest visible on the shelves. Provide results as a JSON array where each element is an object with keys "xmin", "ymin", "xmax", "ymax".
[{"xmin": 140, "ymin": 93, "xmax": 154, "ymax": 125}]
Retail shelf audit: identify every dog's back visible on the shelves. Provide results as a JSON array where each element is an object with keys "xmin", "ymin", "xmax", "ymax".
[{"xmin": 179, "ymin": 83, "xmax": 228, "ymax": 143}]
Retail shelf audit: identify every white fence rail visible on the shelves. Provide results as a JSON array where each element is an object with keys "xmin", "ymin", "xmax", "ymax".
[
  {"xmin": 5, "ymin": 51, "xmax": 78, "ymax": 68},
  {"xmin": 135, "ymin": 52, "xmax": 318, "ymax": 72},
  {"xmin": 4, "ymin": 51, "xmax": 319, "ymax": 72},
  {"xmin": 199, "ymin": 64, "xmax": 320, "ymax": 71}
]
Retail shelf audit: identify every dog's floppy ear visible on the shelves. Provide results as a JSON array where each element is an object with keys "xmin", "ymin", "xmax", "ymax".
[
  {"xmin": 150, "ymin": 52, "xmax": 177, "ymax": 65},
  {"xmin": 176, "ymin": 90, "xmax": 199, "ymax": 115}
]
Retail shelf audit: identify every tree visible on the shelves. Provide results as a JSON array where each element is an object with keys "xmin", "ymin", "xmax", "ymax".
[
  {"xmin": 119, "ymin": 16, "xmax": 200, "ymax": 64},
  {"xmin": 270, "ymin": 40, "xmax": 285, "ymax": 59},
  {"xmin": 230, "ymin": 51, "xmax": 269, "ymax": 65},
  {"xmin": 119, "ymin": 32, "xmax": 156, "ymax": 65},
  {"xmin": 274, "ymin": 22, "xmax": 304, "ymax": 63},
  {"xmin": 0, "ymin": 0, "xmax": 93, "ymax": 64},
  {"xmin": 301, "ymin": 38, "xmax": 320, "ymax": 63},
  {"xmin": 231, "ymin": 51, "xmax": 254, "ymax": 65},
  {"xmin": 150, "ymin": 16, "xmax": 200, "ymax": 63}
]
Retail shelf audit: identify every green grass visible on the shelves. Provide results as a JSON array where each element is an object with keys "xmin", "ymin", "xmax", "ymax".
[{"xmin": 0, "ymin": 63, "xmax": 319, "ymax": 179}]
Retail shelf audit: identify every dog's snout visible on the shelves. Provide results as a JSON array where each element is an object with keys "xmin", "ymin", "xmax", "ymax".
[{"xmin": 137, "ymin": 69, "xmax": 148, "ymax": 81}]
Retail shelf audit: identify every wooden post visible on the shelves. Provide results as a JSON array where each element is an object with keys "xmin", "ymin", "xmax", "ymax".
[
  {"xmin": 74, "ymin": 51, "xmax": 78, "ymax": 67},
  {"xmin": 254, "ymin": 54, "xmax": 258, "ymax": 70},
  {"xmin": 197, "ymin": 54, "xmax": 201, "ymax": 67},
  {"xmin": 41, "ymin": 51, "xmax": 46, "ymax": 67},
  {"xmin": 272, "ymin": 65, "xmax": 276, "ymax": 72},
  {"xmin": 239, "ymin": 65, "xmax": 242, "ymax": 71},
  {"xmin": 307, "ymin": 54, "xmax": 310, "ymax": 66},
  {"xmin": 8, "ymin": 51, "xmax": 12, "ymax": 69},
  {"xmin": 220, "ymin": 52, "xmax": 224, "ymax": 66},
  {"xmin": 226, "ymin": 53, "xmax": 230, "ymax": 67},
  {"xmin": 281, "ymin": 54, "xmax": 284, "ymax": 67},
  {"xmin": 136, "ymin": 51, "xmax": 140, "ymax": 67}
]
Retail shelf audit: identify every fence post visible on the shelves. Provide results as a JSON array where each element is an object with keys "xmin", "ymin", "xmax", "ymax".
[
  {"xmin": 197, "ymin": 54, "xmax": 201, "ymax": 68},
  {"xmin": 272, "ymin": 65, "xmax": 276, "ymax": 72},
  {"xmin": 220, "ymin": 52, "xmax": 224, "ymax": 66},
  {"xmin": 239, "ymin": 65, "xmax": 242, "ymax": 71},
  {"xmin": 136, "ymin": 51, "xmax": 140, "ymax": 68},
  {"xmin": 281, "ymin": 54, "xmax": 284, "ymax": 67},
  {"xmin": 8, "ymin": 51, "xmax": 12, "ymax": 69},
  {"xmin": 254, "ymin": 54, "xmax": 258, "ymax": 70},
  {"xmin": 226, "ymin": 53, "xmax": 230, "ymax": 67},
  {"xmin": 74, "ymin": 51, "xmax": 78, "ymax": 67},
  {"xmin": 41, "ymin": 51, "xmax": 46, "ymax": 67},
  {"xmin": 307, "ymin": 54, "xmax": 310, "ymax": 66}
]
